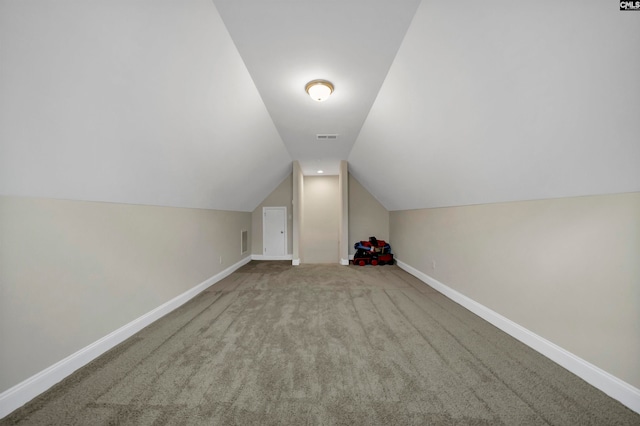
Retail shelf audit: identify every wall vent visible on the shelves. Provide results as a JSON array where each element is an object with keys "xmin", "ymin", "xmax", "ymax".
[
  {"xmin": 316, "ymin": 134, "xmax": 339, "ymax": 140},
  {"xmin": 241, "ymin": 229, "xmax": 248, "ymax": 254}
]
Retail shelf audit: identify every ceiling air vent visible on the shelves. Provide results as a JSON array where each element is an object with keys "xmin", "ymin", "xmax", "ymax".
[{"xmin": 316, "ymin": 134, "xmax": 339, "ymax": 140}]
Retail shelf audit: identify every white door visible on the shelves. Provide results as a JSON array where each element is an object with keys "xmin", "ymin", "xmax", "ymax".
[{"xmin": 263, "ymin": 207, "xmax": 286, "ymax": 257}]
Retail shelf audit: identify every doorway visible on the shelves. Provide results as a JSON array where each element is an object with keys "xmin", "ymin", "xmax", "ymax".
[
  {"xmin": 302, "ymin": 176, "xmax": 339, "ymax": 263},
  {"xmin": 263, "ymin": 207, "xmax": 287, "ymax": 258}
]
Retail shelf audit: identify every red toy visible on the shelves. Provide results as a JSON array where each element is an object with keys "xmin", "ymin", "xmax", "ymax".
[{"xmin": 353, "ymin": 236, "xmax": 394, "ymax": 266}]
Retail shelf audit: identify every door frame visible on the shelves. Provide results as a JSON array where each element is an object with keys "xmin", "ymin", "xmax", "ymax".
[{"xmin": 261, "ymin": 206, "xmax": 290, "ymax": 260}]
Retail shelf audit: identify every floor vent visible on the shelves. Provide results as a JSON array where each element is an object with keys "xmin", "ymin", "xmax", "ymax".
[{"xmin": 316, "ymin": 134, "xmax": 339, "ymax": 140}]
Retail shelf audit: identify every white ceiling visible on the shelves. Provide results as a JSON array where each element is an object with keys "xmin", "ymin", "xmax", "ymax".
[
  {"xmin": 213, "ymin": 0, "xmax": 421, "ymax": 176},
  {"xmin": 0, "ymin": 0, "xmax": 292, "ymax": 211},
  {"xmin": 1, "ymin": 0, "xmax": 638, "ymax": 212},
  {"xmin": 349, "ymin": 1, "xmax": 640, "ymax": 210}
]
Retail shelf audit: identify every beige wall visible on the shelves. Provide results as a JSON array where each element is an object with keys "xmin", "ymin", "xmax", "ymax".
[
  {"xmin": 348, "ymin": 174, "xmax": 389, "ymax": 255},
  {"xmin": 338, "ymin": 161, "xmax": 349, "ymax": 264},
  {"xmin": 0, "ymin": 196, "xmax": 251, "ymax": 393},
  {"xmin": 302, "ymin": 176, "xmax": 339, "ymax": 263},
  {"xmin": 292, "ymin": 162, "xmax": 302, "ymax": 264},
  {"xmin": 390, "ymin": 192, "xmax": 640, "ymax": 389},
  {"xmin": 251, "ymin": 174, "xmax": 293, "ymax": 255}
]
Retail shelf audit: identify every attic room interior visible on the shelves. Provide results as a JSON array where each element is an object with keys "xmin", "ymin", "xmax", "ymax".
[{"xmin": 1, "ymin": 0, "xmax": 639, "ymax": 423}]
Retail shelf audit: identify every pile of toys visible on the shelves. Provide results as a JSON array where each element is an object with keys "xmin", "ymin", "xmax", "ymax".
[{"xmin": 353, "ymin": 236, "xmax": 394, "ymax": 266}]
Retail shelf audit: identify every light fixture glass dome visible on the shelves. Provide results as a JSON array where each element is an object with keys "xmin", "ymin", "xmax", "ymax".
[{"xmin": 305, "ymin": 80, "xmax": 334, "ymax": 102}]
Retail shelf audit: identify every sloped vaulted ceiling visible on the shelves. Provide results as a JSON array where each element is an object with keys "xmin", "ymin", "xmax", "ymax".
[
  {"xmin": 349, "ymin": 1, "xmax": 640, "ymax": 211},
  {"xmin": 213, "ymin": 0, "xmax": 421, "ymax": 177},
  {"xmin": 1, "ymin": 0, "xmax": 638, "ymax": 213},
  {"xmin": 0, "ymin": 0, "xmax": 291, "ymax": 212}
]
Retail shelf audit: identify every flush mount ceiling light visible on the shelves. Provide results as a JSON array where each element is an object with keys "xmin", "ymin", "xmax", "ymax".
[{"xmin": 305, "ymin": 80, "xmax": 334, "ymax": 102}]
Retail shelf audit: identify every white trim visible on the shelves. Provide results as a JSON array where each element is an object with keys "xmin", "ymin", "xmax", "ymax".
[
  {"xmin": 251, "ymin": 254, "xmax": 293, "ymax": 261},
  {"xmin": 396, "ymin": 259, "xmax": 640, "ymax": 415},
  {"xmin": 340, "ymin": 258, "xmax": 349, "ymax": 265},
  {"xmin": 0, "ymin": 256, "xmax": 251, "ymax": 419},
  {"xmin": 349, "ymin": 254, "xmax": 354, "ymax": 260},
  {"xmin": 292, "ymin": 258, "xmax": 300, "ymax": 266}
]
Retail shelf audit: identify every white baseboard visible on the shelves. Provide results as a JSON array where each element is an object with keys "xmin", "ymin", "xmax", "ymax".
[
  {"xmin": 0, "ymin": 256, "xmax": 252, "ymax": 420},
  {"xmin": 251, "ymin": 254, "xmax": 293, "ymax": 261},
  {"xmin": 396, "ymin": 259, "xmax": 640, "ymax": 415},
  {"xmin": 340, "ymin": 258, "xmax": 349, "ymax": 265},
  {"xmin": 292, "ymin": 259, "xmax": 300, "ymax": 266},
  {"xmin": 349, "ymin": 254, "xmax": 354, "ymax": 260}
]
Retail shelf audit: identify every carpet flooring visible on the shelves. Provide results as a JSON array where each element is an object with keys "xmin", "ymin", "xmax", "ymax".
[{"xmin": 2, "ymin": 261, "xmax": 638, "ymax": 425}]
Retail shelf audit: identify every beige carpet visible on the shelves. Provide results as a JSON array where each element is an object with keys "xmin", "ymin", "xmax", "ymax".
[{"xmin": 2, "ymin": 261, "xmax": 638, "ymax": 425}]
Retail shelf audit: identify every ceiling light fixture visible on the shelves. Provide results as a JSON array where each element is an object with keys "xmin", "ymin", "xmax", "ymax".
[
  {"xmin": 305, "ymin": 80, "xmax": 334, "ymax": 102},
  {"xmin": 317, "ymin": 170, "xmax": 324, "ymax": 174}
]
